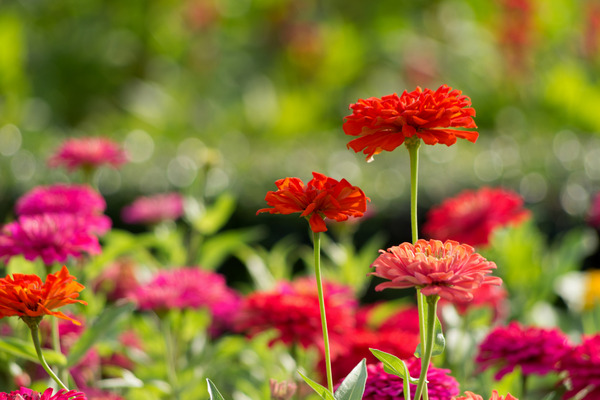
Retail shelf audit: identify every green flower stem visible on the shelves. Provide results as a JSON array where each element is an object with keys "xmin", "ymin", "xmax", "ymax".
[
  {"xmin": 313, "ymin": 231, "xmax": 334, "ymax": 394},
  {"xmin": 26, "ymin": 318, "xmax": 69, "ymax": 390},
  {"xmin": 413, "ymin": 295, "xmax": 439, "ymax": 400},
  {"xmin": 159, "ymin": 314, "xmax": 181, "ymax": 400}
]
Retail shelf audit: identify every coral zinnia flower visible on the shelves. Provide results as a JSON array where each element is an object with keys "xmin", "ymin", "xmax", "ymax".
[
  {"xmin": 452, "ymin": 390, "xmax": 518, "ymax": 400},
  {"xmin": 257, "ymin": 172, "xmax": 368, "ymax": 232},
  {"xmin": 0, "ymin": 266, "xmax": 87, "ymax": 325},
  {"xmin": 475, "ymin": 321, "xmax": 571, "ymax": 380},
  {"xmin": 370, "ymin": 239, "xmax": 501, "ymax": 302},
  {"xmin": 121, "ymin": 192, "xmax": 184, "ymax": 225},
  {"xmin": 422, "ymin": 187, "xmax": 530, "ymax": 247},
  {"xmin": 343, "ymin": 85, "xmax": 478, "ymax": 160},
  {"xmin": 48, "ymin": 137, "xmax": 128, "ymax": 172},
  {"xmin": 560, "ymin": 334, "xmax": 600, "ymax": 399},
  {"xmin": 0, "ymin": 387, "xmax": 87, "ymax": 400},
  {"xmin": 0, "ymin": 213, "xmax": 102, "ymax": 265}
]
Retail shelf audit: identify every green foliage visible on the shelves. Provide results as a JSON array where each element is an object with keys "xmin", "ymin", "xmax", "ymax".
[{"xmin": 0, "ymin": 337, "xmax": 66, "ymax": 366}]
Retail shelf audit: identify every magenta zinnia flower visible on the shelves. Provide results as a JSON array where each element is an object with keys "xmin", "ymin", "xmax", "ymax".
[
  {"xmin": 475, "ymin": 321, "xmax": 571, "ymax": 380},
  {"xmin": 0, "ymin": 387, "xmax": 86, "ymax": 400},
  {"xmin": 16, "ymin": 184, "xmax": 111, "ymax": 235},
  {"xmin": 0, "ymin": 214, "xmax": 101, "ymax": 264},
  {"xmin": 559, "ymin": 334, "xmax": 600, "ymax": 399},
  {"xmin": 370, "ymin": 239, "xmax": 501, "ymax": 302},
  {"xmin": 121, "ymin": 192, "xmax": 184, "ymax": 225},
  {"xmin": 361, "ymin": 359, "xmax": 459, "ymax": 400},
  {"xmin": 422, "ymin": 187, "xmax": 530, "ymax": 247},
  {"xmin": 48, "ymin": 137, "xmax": 128, "ymax": 172}
]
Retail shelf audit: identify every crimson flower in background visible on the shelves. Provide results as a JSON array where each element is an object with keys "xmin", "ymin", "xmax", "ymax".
[
  {"xmin": 16, "ymin": 184, "xmax": 112, "ymax": 235},
  {"xmin": 121, "ymin": 192, "xmax": 184, "ymax": 225},
  {"xmin": 343, "ymin": 85, "xmax": 478, "ymax": 161},
  {"xmin": 360, "ymin": 359, "xmax": 459, "ymax": 400},
  {"xmin": 0, "ymin": 213, "xmax": 101, "ymax": 265},
  {"xmin": 48, "ymin": 137, "xmax": 128, "ymax": 172},
  {"xmin": 371, "ymin": 239, "xmax": 501, "ymax": 302},
  {"xmin": 438, "ymin": 283, "xmax": 509, "ymax": 323},
  {"xmin": 422, "ymin": 187, "xmax": 530, "ymax": 247},
  {"xmin": 257, "ymin": 172, "xmax": 368, "ymax": 232},
  {"xmin": 452, "ymin": 391, "xmax": 519, "ymax": 400},
  {"xmin": 235, "ymin": 278, "xmax": 356, "ymax": 352},
  {"xmin": 588, "ymin": 192, "xmax": 600, "ymax": 228},
  {"xmin": 0, "ymin": 266, "xmax": 86, "ymax": 325},
  {"xmin": 0, "ymin": 387, "xmax": 86, "ymax": 400},
  {"xmin": 475, "ymin": 321, "xmax": 571, "ymax": 380},
  {"xmin": 559, "ymin": 334, "xmax": 600, "ymax": 399}
]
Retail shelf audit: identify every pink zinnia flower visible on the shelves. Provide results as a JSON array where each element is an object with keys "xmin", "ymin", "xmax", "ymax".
[
  {"xmin": 0, "ymin": 387, "xmax": 86, "ymax": 400},
  {"xmin": 559, "ymin": 334, "xmax": 600, "ymax": 399},
  {"xmin": 235, "ymin": 278, "xmax": 357, "ymax": 352},
  {"xmin": 48, "ymin": 137, "xmax": 128, "ymax": 172},
  {"xmin": 361, "ymin": 359, "xmax": 459, "ymax": 400},
  {"xmin": 422, "ymin": 187, "xmax": 530, "ymax": 247},
  {"xmin": 370, "ymin": 239, "xmax": 502, "ymax": 302},
  {"xmin": 476, "ymin": 321, "xmax": 571, "ymax": 380},
  {"xmin": 92, "ymin": 258, "xmax": 140, "ymax": 302},
  {"xmin": 0, "ymin": 214, "xmax": 101, "ymax": 265},
  {"xmin": 121, "ymin": 192, "xmax": 184, "ymax": 225},
  {"xmin": 16, "ymin": 184, "xmax": 111, "ymax": 235},
  {"xmin": 452, "ymin": 390, "xmax": 518, "ymax": 400},
  {"xmin": 130, "ymin": 267, "xmax": 241, "ymax": 336}
]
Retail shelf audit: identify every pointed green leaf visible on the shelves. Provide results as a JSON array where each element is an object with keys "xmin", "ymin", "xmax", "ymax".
[
  {"xmin": 66, "ymin": 301, "xmax": 136, "ymax": 367},
  {"xmin": 334, "ymin": 359, "xmax": 367, "ymax": 400},
  {"xmin": 297, "ymin": 370, "xmax": 335, "ymax": 400},
  {"xmin": 414, "ymin": 305, "xmax": 445, "ymax": 358},
  {"xmin": 191, "ymin": 194, "xmax": 236, "ymax": 236},
  {"xmin": 0, "ymin": 337, "xmax": 66, "ymax": 366},
  {"xmin": 206, "ymin": 378, "xmax": 226, "ymax": 400},
  {"xmin": 369, "ymin": 349, "xmax": 418, "ymax": 383}
]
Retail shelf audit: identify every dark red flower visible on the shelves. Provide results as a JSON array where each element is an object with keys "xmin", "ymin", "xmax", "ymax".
[
  {"xmin": 559, "ymin": 334, "xmax": 600, "ymax": 399},
  {"xmin": 257, "ymin": 172, "xmax": 368, "ymax": 232},
  {"xmin": 343, "ymin": 85, "xmax": 478, "ymax": 161},
  {"xmin": 588, "ymin": 192, "xmax": 600, "ymax": 228},
  {"xmin": 422, "ymin": 187, "xmax": 530, "ymax": 247}
]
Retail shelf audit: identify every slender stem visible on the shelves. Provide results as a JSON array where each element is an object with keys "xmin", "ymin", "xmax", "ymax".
[
  {"xmin": 160, "ymin": 314, "xmax": 180, "ymax": 400},
  {"xmin": 407, "ymin": 140, "xmax": 421, "ymax": 245},
  {"xmin": 521, "ymin": 374, "xmax": 528, "ymax": 399},
  {"xmin": 51, "ymin": 316, "xmax": 69, "ymax": 386},
  {"xmin": 413, "ymin": 296, "xmax": 438, "ymax": 400},
  {"xmin": 313, "ymin": 231, "xmax": 333, "ymax": 393},
  {"xmin": 28, "ymin": 320, "xmax": 69, "ymax": 390}
]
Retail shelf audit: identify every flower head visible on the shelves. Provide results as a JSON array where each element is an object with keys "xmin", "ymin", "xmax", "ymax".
[
  {"xmin": 0, "ymin": 266, "xmax": 87, "ymax": 325},
  {"xmin": 559, "ymin": 334, "xmax": 600, "ymax": 399},
  {"xmin": 121, "ymin": 192, "xmax": 184, "ymax": 225},
  {"xmin": 257, "ymin": 172, "xmax": 368, "ymax": 232},
  {"xmin": 475, "ymin": 321, "xmax": 571, "ymax": 380},
  {"xmin": 48, "ymin": 137, "xmax": 127, "ymax": 172},
  {"xmin": 0, "ymin": 213, "xmax": 102, "ymax": 265},
  {"xmin": 16, "ymin": 184, "xmax": 112, "ymax": 235},
  {"xmin": 422, "ymin": 187, "xmax": 530, "ymax": 247},
  {"xmin": 343, "ymin": 85, "xmax": 478, "ymax": 160},
  {"xmin": 361, "ymin": 359, "xmax": 459, "ymax": 400},
  {"xmin": 370, "ymin": 239, "xmax": 501, "ymax": 302},
  {"xmin": 0, "ymin": 387, "xmax": 86, "ymax": 400},
  {"xmin": 452, "ymin": 391, "xmax": 518, "ymax": 400}
]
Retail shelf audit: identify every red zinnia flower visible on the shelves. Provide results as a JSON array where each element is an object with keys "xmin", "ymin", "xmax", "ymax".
[
  {"xmin": 559, "ymin": 334, "xmax": 600, "ymax": 399},
  {"xmin": 48, "ymin": 137, "xmax": 128, "ymax": 172},
  {"xmin": 343, "ymin": 85, "xmax": 478, "ymax": 161},
  {"xmin": 257, "ymin": 172, "xmax": 368, "ymax": 232},
  {"xmin": 0, "ymin": 266, "xmax": 87, "ymax": 325},
  {"xmin": 422, "ymin": 187, "xmax": 530, "ymax": 247},
  {"xmin": 452, "ymin": 390, "xmax": 519, "ymax": 400},
  {"xmin": 475, "ymin": 321, "xmax": 571, "ymax": 380},
  {"xmin": 370, "ymin": 239, "xmax": 501, "ymax": 302},
  {"xmin": 0, "ymin": 387, "xmax": 86, "ymax": 400},
  {"xmin": 121, "ymin": 192, "xmax": 184, "ymax": 225}
]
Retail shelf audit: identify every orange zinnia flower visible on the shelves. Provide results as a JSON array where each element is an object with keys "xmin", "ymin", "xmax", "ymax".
[
  {"xmin": 257, "ymin": 172, "xmax": 368, "ymax": 232},
  {"xmin": 343, "ymin": 85, "xmax": 478, "ymax": 160},
  {"xmin": 0, "ymin": 266, "xmax": 87, "ymax": 325}
]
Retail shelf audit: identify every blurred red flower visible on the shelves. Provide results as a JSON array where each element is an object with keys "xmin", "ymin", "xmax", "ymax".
[
  {"xmin": 343, "ymin": 85, "xmax": 478, "ymax": 161},
  {"xmin": 422, "ymin": 187, "xmax": 530, "ymax": 247},
  {"xmin": 559, "ymin": 334, "xmax": 600, "ymax": 399},
  {"xmin": 0, "ymin": 266, "xmax": 87, "ymax": 325},
  {"xmin": 452, "ymin": 390, "xmax": 518, "ymax": 400},
  {"xmin": 48, "ymin": 137, "xmax": 128, "ymax": 172},
  {"xmin": 257, "ymin": 172, "xmax": 368, "ymax": 232},
  {"xmin": 371, "ymin": 239, "xmax": 501, "ymax": 302}
]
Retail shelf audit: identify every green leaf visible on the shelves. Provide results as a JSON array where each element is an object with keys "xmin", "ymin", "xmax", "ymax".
[
  {"xmin": 190, "ymin": 193, "xmax": 236, "ymax": 236},
  {"xmin": 370, "ymin": 349, "xmax": 416, "ymax": 398},
  {"xmin": 297, "ymin": 370, "xmax": 335, "ymax": 400},
  {"xmin": 198, "ymin": 227, "xmax": 265, "ymax": 269},
  {"xmin": 0, "ymin": 337, "xmax": 66, "ymax": 366},
  {"xmin": 206, "ymin": 378, "xmax": 226, "ymax": 400},
  {"xmin": 334, "ymin": 359, "xmax": 367, "ymax": 400},
  {"xmin": 66, "ymin": 301, "xmax": 136, "ymax": 367},
  {"xmin": 414, "ymin": 302, "xmax": 445, "ymax": 358}
]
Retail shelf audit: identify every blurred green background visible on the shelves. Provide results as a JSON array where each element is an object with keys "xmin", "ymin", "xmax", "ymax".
[{"xmin": 0, "ymin": 0, "xmax": 598, "ymax": 237}]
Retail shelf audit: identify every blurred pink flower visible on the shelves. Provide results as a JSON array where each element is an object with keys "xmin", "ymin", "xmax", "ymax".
[
  {"xmin": 16, "ymin": 184, "xmax": 111, "ymax": 235},
  {"xmin": 371, "ymin": 239, "xmax": 502, "ymax": 302},
  {"xmin": 476, "ymin": 321, "xmax": 571, "ymax": 380},
  {"xmin": 361, "ymin": 359, "xmax": 459, "ymax": 400},
  {"xmin": 92, "ymin": 258, "xmax": 140, "ymax": 302},
  {"xmin": 559, "ymin": 334, "xmax": 600, "ymax": 399},
  {"xmin": 0, "ymin": 387, "xmax": 86, "ymax": 400},
  {"xmin": 0, "ymin": 214, "xmax": 101, "ymax": 264},
  {"xmin": 48, "ymin": 137, "xmax": 127, "ymax": 172},
  {"xmin": 422, "ymin": 187, "xmax": 530, "ymax": 247},
  {"xmin": 235, "ymin": 278, "xmax": 357, "ymax": 352},
  {"xmin": 121, "ymin": 192, "xmax": 184, "ymax": 225},
  {"xmin": 452, "ymin": 390, "xmax": 518, "ymax": 400},
  {"xmin": 588, "ymin": 192, "xmax": 600, "ymax": 228}
]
